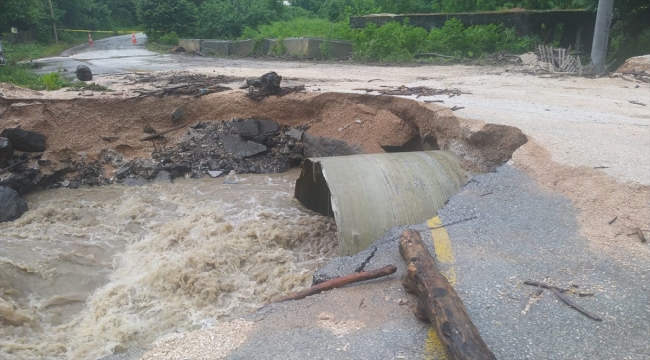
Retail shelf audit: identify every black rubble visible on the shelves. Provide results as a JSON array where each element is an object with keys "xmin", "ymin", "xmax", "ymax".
[
  {"xmin": 0, "ymin": 128, "xmax": 46, "ymax": 152},
  {"xmin": 0, "ymin": 186, "xmax": 28, "ymax": 222}
]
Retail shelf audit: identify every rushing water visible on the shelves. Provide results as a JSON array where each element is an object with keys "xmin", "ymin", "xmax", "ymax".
[{"xmin": 0, "ymin": 170, "xmax": 338, "ymax": 359}]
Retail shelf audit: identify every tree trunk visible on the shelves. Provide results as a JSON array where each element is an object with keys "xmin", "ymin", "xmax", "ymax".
[{"xmin": 399, "ymin": 229, "xmax": 496, "ymax": 360}]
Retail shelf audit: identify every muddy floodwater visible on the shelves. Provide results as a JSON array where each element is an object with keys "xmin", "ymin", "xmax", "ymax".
[{"xmin": 0, "ymin": 170, "xmax": 338, "ymax": 359}]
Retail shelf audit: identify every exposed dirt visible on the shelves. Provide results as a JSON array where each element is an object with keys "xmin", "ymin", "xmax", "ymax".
[
  {"xmin": 0, "ymin": 92, "xmax": 526, "ymax": 193},
  {"xmin": 513, "ymin": 139, "xmax": 650, "ymax": 264}
]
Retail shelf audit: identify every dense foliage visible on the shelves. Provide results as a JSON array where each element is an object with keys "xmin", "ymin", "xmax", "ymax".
[{"xmin": 0, "ymin": 0, "xmax": 647, "ymax": 65}]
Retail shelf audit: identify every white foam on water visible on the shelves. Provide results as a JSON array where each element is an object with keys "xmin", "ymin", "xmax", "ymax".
[{"xmin": 0, "ymin": 170, "xmax": 338, "ymax": 359}]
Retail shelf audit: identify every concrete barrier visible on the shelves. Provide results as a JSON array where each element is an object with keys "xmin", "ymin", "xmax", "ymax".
[
  {"xmin": 178, "ymin": 39, "xmax": 202, "ymax": 52},
  {"xmin": 283, "ymin": 37, "xmax": 323, "ymax": 58},
  {"xmin": 232, "ymin": 39, "xmax": 254, "ymax": 56},
  {"xmin": 283, "ymin": 37, "xmax": 353, "ymax": 59},
  {"xmin": 201, "ymin": 40, "xmax": 233, "ymax": 56},
  {"xmin": 326, "ymin": 40, "xmax": 354, "ymax": 59},
  {"xmin": 261, "ymin": 39, "xmax": 278, "ymax": 55}
]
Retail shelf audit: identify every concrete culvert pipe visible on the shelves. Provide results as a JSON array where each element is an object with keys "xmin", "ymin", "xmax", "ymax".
[{"xmin": 295, "ymin": 151, "xmax": 469, "ymax": 256}]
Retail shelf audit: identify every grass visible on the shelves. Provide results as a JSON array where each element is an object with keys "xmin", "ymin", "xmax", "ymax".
[{"xmin": 0, "ymin": 32, "xmax": 119, "ymax": 91}]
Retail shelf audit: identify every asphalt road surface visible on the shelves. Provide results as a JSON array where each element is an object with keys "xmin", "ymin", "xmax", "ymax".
[{"xmin": 34, "ymin": 33, "xmax": 178, "ymax": 75}]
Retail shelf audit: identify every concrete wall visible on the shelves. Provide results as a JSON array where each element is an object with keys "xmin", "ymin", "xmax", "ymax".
[
  {"xmin": 283, "ymin": 38, "xmax": 353, "ymax": 59},
  {"xmin": 326, "ymin": 40, "xmax": 353, "ymax": 60},
  {"xmin": 202, "ymin": 40, "xmax": 233, "ymax": 56},
  {"xmin": 232, "ymin": 39, "xmax": 254, "ymax": 56},
  {"xmin": 283, "ymin": 37, "xmax": 323, "ymax": 58},
  {"xmin": 261, "ymin": 39, "xmax": 278, "ymax": 55},
  {"xmin": 178, "ymin": 39, "xmax": 202, "ymax": 52},
  {"xmin": 181, "ymin": 37, "xmax": 352, "ymax": 59}
]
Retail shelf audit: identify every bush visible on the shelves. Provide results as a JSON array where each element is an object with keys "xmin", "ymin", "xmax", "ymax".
[
  {"xmin": 238, "ymin": 16, "xmax": 539, "ymax": 61},
  {"xmin": 40, "ymin": 72, "xmax": 65, "ymax": 90},
  {"xmin": 137, "ymin": 0, "xmax": 197, "ymax": 39},
  {"xmin": 354, "ymin": 21, "xmax": 427, "ymax": 61},
  {"xmin": 424, "ymin": 19, "xmax": 538, "ymax": 58},
  {"xmin": 157, "ymin": 32, "xmax": 179, "ymax": 46}
]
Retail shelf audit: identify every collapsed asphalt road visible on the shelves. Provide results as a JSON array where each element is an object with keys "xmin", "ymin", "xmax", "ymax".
[
  {"xmin": 134, "ymin": 164, "xmax": 649, "ymax": 360},
  {"xmin": 13, "ymin": 36, "xmax": 650, "ymax": 359}
]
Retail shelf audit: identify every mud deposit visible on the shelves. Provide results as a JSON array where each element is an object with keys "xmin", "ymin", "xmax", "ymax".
[{"xmin": 0, "ymin": 92, "xmax": 527, "ymax": 359}]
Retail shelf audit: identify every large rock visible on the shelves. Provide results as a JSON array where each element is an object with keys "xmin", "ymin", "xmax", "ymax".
[
  {"xmin": 0, "ymin": 137, "xmax": 13, "ymax": 165},
  {"xmin": 0, "ymin": 128, "xmax": 46, "ymax": 152},
  {"xmin": 76, "ymin": 65, "xmax": 92, "ymax": 81},
  {"xmin": 245, "ymin": 72, "xmax": 282, "ymax": 93},
  {"xmin": 220, "ymin": 134, "xmax": 267, "ymax": 158},
  {"xmin": 0, "ymin": 186, "xmax": 28, "ymax": 222}
]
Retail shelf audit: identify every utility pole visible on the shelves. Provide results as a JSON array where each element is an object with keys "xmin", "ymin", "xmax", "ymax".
[
  {"xmin": 47, "ymin": 0, "xmax": 58, "ymax": 44},
  {"xmin": 590, "ymin": 0, "xmax": 614, "ymax": 74}
]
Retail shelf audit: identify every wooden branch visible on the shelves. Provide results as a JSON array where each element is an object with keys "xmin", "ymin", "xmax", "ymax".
[
  {"xmin": 415, "ymin": 53, "xmax": 458, "ymax": 59},
  {"xmin": 619, "ymin": 72, "xmax": 650, "ymax": 77},
  {"xmin": 550, "ymin": 287, "xmax": 602, "ymax": 322},
  {"xmin": 636, "ymin": 227, "xmax": 646, "ymax": 243},
  {"xmin": 523, "ymin": 280, "xmax": 568, "ymax": 293},
  {"xmin": 139, "ymin": 124, "xmax": 188, "ymax": 141},
  {"xmin": 0, "ymin": 153, "xmax": 42, "ymax": 174},
  {"xmin": 273, "ymin": 265, "xmax": 397, "ymax": 303},
  {"xmin": 399, "ymin": 229, "xmax": 496, "ymax": 360},
  {"xmin": 525, "ymin": 280, "xmax": 602, "ymax": 321}
]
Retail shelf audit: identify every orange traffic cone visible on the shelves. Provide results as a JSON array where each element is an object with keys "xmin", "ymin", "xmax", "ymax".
[
  {"xmin": 132, "ymin": 32, "xmax": 137, "ymax": 45},
  {"xmin": 88, "ymin": 32, "xmax": 93, "ymax": 46}
]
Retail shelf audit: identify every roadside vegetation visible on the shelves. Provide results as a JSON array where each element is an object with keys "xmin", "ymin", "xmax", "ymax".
[
  {"xmin": 0, "ymin": 0, "xmax": 647, "ymax": 89},
  {"xmin": 138, "ymin": 0, "xmax": 647, "ymax": 66}
]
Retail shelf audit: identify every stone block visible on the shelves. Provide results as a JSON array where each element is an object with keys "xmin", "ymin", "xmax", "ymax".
[
  {"xmin": 326, "ymin": 40, "xmax": 353, "ymax": 59},
  {"xmin": 178, "ymin": 39, "xmax": 202, "ymax": 52},
  {"xmin": 233, "ymin": 39, "xmax": 254, "ymax": 56},
  {"xmin": 201, "ymin": 40, "xmax": 233, "ymax": 56},
  {"xmin": 261, "ymin": 39, "xmax": 278, "ymax": 55},
  {"xmin": 282, "ymin": 37, "xmax": 353, "ymax": 59},
  {"xmin": 283, "ymin": 37, "xmax": 323, "ymax": 58}
]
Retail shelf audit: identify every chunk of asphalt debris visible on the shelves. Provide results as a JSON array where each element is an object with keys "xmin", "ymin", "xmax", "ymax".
[
  {"xmin": 154, "ymin": 170, "xmax": 172, "ymax": 182},
  {"xmin": 0, "ymin": 137, "xmax": 13, "ymax": 165},
  {"xmin": 258, "ymin": 119, "xmax": 279, "ymax": 134},
  {"xmin": 76, "ymin": 65, "xmax": 92, "ymax": 81},
  {"xmin": 220, "ymin": 134, "xmax": 267, "ymax": 158},
  {"xmin": 171, "ymin": 108, "xmax": 186, "ymax": 123},
  {"xmin": 287, "ymin": 128, "xmax": 304, "ymax": 141},
  {"xmin": 0, "ymin": 128, "xmax": 46, "ymax": 152},
  {"xmin": 0, "ymin": 186, "xmax": 28, "ymax": 223},
  {"xmin": 207, "ymin": 170, "xmax": 223, "ymax": 178},
  {"xmin": 114, "ymin": 165, "xmax": 131, "ymax": 178},
  {"xmin": 232, "ymin": 119, "xmax": 261, "ymax": 136}
]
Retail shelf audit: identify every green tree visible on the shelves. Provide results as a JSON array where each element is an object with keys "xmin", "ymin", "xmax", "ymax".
[
  {"xmin": 195, "ymin": 0, "xmax": 282, "ymax": 39},
  {"xmin": 136, "ymin": 0, "xmax": 198, "ymax": 38},
  {"xmin": 0, "ymin": 0, "xmax": 48, "ymax": 36}
]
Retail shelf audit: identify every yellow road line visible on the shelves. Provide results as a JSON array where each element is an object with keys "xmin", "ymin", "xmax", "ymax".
[
  {"xmin": 427, "ymin": 216, "xmax": 456, "ymax": 286},
  {"xmin": 423, "ymin": 215, "xmax": 457, "ymax": 359}
]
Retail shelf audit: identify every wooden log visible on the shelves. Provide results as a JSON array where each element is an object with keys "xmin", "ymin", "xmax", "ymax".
[
  {"xmin": 139, "ymin": 124, "xmax": 188, "ymax": 141},
  {"xmin": 399, "ymin": 229, "xmax": 496, "ymax": 360},
  {"xmin": 273, "ymin": 265, "xmax": 397, "ymax": 303}
]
